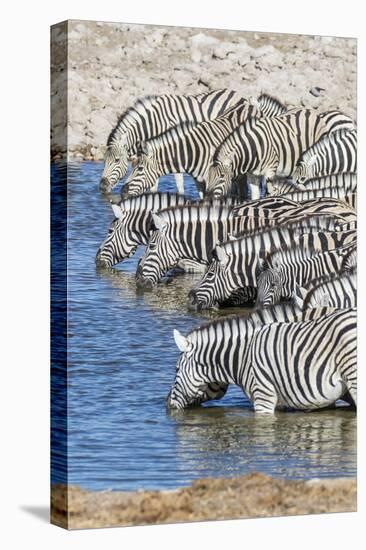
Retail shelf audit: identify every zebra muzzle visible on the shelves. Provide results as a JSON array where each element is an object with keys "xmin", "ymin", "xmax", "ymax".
[
  {"xmin": 187, "ymin": 290, "xmax": 203, "ymax": 311},
  {"xmin": 99, "ymin": 177, "xmax": 112, "ymax": 193}
]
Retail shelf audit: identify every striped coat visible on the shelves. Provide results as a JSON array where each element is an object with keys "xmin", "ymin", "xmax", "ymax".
[
  {"xmin": 205, "ymin": 109, "xmax": 355, "ymax": 196},
  {"xmin": 100, "ymin": 89, "xmax": 247, "ymax": 192},
  {"xmin": 167, "ymin": 308, "xmax": 357, "ymax": 413}
]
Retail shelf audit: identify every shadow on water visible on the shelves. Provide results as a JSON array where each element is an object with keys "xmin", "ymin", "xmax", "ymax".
[{"xmin": 51, "ymin": 161, "xmax": 356, "ymax": 493}]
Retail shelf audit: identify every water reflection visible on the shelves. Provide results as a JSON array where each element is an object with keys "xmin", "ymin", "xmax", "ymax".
[{"xmin": 170, "ymin": 405, "xmax": 356, "ymax": 479}]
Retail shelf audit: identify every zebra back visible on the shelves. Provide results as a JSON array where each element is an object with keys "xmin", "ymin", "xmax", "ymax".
[
  {"xmin": 293, "ymin": 128, "xmax": 357, "ymax": 183},
  {"xmin": 267, "ymin": 173, "xmax": 357, "ymax": 195},
  {"xmin": 294, "ymin": 268, "xmax": 357, "ymax": 309}
]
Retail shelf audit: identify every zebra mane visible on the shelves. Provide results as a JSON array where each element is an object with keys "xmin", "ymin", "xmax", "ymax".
[
  {"xmin": 303, "ymin": 266, "xmax": 357, "ymax": 292},
  {"xmin": 257, "ymin": 93, "xmax": 288, "ymax": 115},
  {"xmin": 154, "ymin": 203, "xmax": 234, "ymax": 225},
  {"xmin": 116, "ymin": 192, "xmax": 187, "ymax": 212},
  {"xmin": 268, "ymin": 240, "xmax": 355, "ymax": 269},
  {"xmin": 300, "ymin": 128, "xmax": 357, "ymax": 166},
  {"xmin": 220, "ymin": 214, "xmax": 338, "ymax": 253},
  {"xmin": 107, "ymin": 94, "xmax": 159, "ymax": 145}
]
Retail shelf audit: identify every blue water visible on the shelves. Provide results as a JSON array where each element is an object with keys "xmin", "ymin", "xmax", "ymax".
[{"xmin": 51, "ymin": 161, "xmax": 356, "ymax": 492}]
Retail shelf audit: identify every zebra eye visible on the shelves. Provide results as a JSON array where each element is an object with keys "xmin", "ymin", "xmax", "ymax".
[
  {"xmin": 114, "ymin": 158, "xmax": 120, "ymax": 163},
  {"xmin": 149, "ymin": 243, "xmax": 157, "ymax": 250}
]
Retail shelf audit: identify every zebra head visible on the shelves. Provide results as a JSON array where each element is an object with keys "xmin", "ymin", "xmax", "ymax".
[
  {"xmin": 256, "ymin": 268, "xmax": 283, "ymax": 306},
  {"xmin": 95, "ymin": 204, "xmax": 140, "ymax": 268},
  {"xmin": 121, "ymin": 142, "xmax": 160, "ymax": 198},
  {"xmin": 135, "ymin": 213, "xmax": 177, "ymax": 288},
  {"xmin": 100, "ymin": 136, "xmax": 129, "ymax": 193},
  {"xmin": 188, "ymin": 244, "xmax": 242, "ymax": 310},
  {"xmin": 206, "ymin": 155, "xmax": 234, "ymax": 198},
  {"xmin": 166, "ymin": 329, "xmax": 228, "ymax": 410},
  {"xmin": 293, "ymin": 155, "xmax": 318, "ymax": 185}
]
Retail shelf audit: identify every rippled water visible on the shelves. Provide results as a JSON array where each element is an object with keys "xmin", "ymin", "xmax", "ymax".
[{"xmin": 51, "ymin": 161, "xmax": 356, "ymax": 492}]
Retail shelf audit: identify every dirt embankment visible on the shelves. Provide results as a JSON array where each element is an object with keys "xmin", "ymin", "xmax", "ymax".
[
  {"xmin": 50, "ymin": 20, "xmax": 356, "ymax": 161},
  {"xmin": 51, "ymin": 472, "xmax": 356, "ymax": 529}
]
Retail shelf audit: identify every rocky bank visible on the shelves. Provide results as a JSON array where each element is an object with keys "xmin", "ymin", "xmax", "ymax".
[{"xmin": 51, "ymin": 472, "xmax": 356, "ymax": 529}]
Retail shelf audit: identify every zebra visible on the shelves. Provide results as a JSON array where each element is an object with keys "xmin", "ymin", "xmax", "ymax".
[
  {"xmin": 167, "ymin": 307, "xmax": 357, "ymax": 413},
  {"xmin": 121, "ymin": 103, "xmax": 262, "ymax": 198},
  {"xmin": 100, "ymin": 89, "xmax": 248, "ymax": 193},
  {"xmin": 342, "ymin": 245, "xmax": 357, "ymax": 271},
  {"xmin": 255, "ymin": 93, "xmax": 288, "ymax": 117},
  {"xmin": 135, "ymin": 203, "xmax": 288, "ymax": 288},
  {"xmin": 187, "ymin": 215, "xmax": 343, "ymax": 310},
  {"xmin": 205, "ymin": 108, "xmax": 355, "ymax": 197},
  {"xmin": 297, "ymin": 228, "xmax": 356, "ymax": 253},
  {"xmin": 275, "ymin": 187, "xmax": 356, "ymax": 209},
  {"xmin": 292, "ymin": 129, "xmax": 357, "ymax": 184},
  {"xmin": 293, "ymin": 268, "xmax": 356, "ymax": 309},
  {"xmin": 95, "ymin": 192, "xmax": 188, "ymax": 268},
  {"xmin": 256, "ymin": 242, "xmax": 354, "ymax": 306},
  {"xmin": 233, "ymin": 196, "xmax": 356, "ymax": 225},
  {"xmin": 267, "ymin": 173, "xmax": 357, "ymax": 196},
  {"xmin": 95, "ymin": 193, "xmax": 241, "ymax": 268}
]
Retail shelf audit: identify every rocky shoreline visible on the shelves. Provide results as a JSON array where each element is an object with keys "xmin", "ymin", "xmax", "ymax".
[
  {"xmin": 50, "ymin": 20, "xmax": 356, "ymax": 161},
  {"xmin": 51, "ymin": 472, "xmax": 356, "ymax": 529}
]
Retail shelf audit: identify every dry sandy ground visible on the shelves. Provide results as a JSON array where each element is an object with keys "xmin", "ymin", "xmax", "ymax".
[
  {"xmin": 51, "ymin": 472, "xmax": 356, "ymax": 529},
  {"xmin": 50, "ymin": 20, "xmax": 356, "ymax": 160}
]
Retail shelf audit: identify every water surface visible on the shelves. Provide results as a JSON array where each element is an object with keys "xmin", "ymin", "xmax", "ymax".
[{"xmin": 51, "ymin": 161, "xmax": 356, "ymax": 492}]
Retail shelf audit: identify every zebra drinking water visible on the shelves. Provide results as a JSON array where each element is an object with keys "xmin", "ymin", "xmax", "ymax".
[
  {"xmin": 95, "ymin": 192, "xmax": 188, "ymax": 267},
  {"xmin": 204, "ymin": 109, "xmax": 355, "ymax": 197},
  {"xmin": 293, "ymin": 129, "xmax": 357, "ymax": 184},
  {"xmin": 100, "ymin": 89, "xmax": 248, "ymax": 193},
  {"xmin": 135, "ymin": 203, "xmax": 286, "ymax": 288},
  {"xmin": 256, "ymin": 242, "xmax": 354, "ymax": 306},
  {"xmin": 187, "ymin": 215, "xmax": 343, "ymax": 310},
  {"xmin": 167, "ymin": 307, "xmax": 357, "ymax": 413},
  {"xmin": 121, "ymin": 103, "xmax": 262, "ymax": 198}
]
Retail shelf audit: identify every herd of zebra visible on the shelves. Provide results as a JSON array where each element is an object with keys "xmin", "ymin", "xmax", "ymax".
[{"xmin": 96, "ymin": 88, "xmax": 357, "ymax": 415}]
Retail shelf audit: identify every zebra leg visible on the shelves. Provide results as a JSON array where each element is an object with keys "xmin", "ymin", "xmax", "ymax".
[
  {"xmin": 251, "ymin": 383, "xmax": 278, "ymax": 414},
  {"xmin": 174, "ymin": 173, "xmax": 185, "ymax": 195},
  {"xmin": 247, "ymin": 174, "xmax": 261, "ymax": 200}
]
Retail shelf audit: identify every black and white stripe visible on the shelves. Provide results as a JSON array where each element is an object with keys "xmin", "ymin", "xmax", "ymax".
[
  {"xmin": 100, "ymin": 89, "xmax": 247, "ymax": 192},
  {"xmin": 167, "ymin": 307, "xmax": 357, "ymax": 413},
  {"xmin": 256, "ymin": 243, "xmax": 354, "ymax": 306},
  {"xmin": 293, "ymin": 129, "xmax": 357, "ymax": 184},
  {"xmin": 188, "ymin": 214, "xmax": 343, "ymax": 310},
  {"xmin": 294, "ymin": 268, "xmax": 356, "ymax": 309},
  {"xmin": 135, "ymin": 203, "xmax": 290, "ymax": 288},
  {"xmin": 267, "ymin": 173, "xmax": 357, "ymax": 195},
  {"xmin": 205, "ymin": 108, "xmax": 355, "ymax": 197},
  {"xmin": 122, "ymin": 104, "xmax": 260, "ymax": 197}
]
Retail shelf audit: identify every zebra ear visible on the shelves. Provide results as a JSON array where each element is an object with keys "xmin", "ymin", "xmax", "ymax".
[
  {"xmin": 293, "ymin": 284, "xmax": 306, "ymax": 309},
  {"xmin": 118, "ymin": 133, "xmax": 128, "ymax": 146},
  {"xmin": 111, "ymin": 203, "xmax": 123, "ymax": 219},
  {"xmin": 151, "ymin": 212, "xmax": 166, "ymax": 231},
  {"xmin": 223, "ymin": 154, "xmax": 233, "ymax": 168},
  {"xmin": 173, "ymin": 329, "xmax": 192, "ymax": 353},
  {"xmin": 139, "ymin": 141, "xmax": 152, "ymax": 157},
  {"xmin": 215, "ymin": 245, "xmax": 229, "ymax": 264}
]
